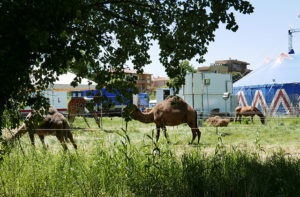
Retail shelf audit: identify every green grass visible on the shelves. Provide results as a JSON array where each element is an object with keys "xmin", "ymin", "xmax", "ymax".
[{"xmin": 1, "ymin": 116, "xmax": 300, "ymax": 196}]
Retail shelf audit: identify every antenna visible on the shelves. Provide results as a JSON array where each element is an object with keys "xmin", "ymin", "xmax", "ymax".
[
  {"xmin": 288, "ymin": 14, "xmax": 300, "ymax": 54},
  {"xmin": 288, "ymin": 27, "xmax": 300, "ymax": 54}
]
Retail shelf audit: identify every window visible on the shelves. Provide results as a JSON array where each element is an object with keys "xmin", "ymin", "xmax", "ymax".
[
  {"xmin": 233, "ymin": 64, "xmax": 241, "ymax": 69},
  {"xmin": 146, "ymin": 76, "xmax": 150, "ymax": 83}
]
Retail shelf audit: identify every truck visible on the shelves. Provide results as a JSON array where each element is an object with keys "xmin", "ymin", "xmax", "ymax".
[{"xmin": 71, "ymin": 89, "xmax": 149, "ymax": 116}]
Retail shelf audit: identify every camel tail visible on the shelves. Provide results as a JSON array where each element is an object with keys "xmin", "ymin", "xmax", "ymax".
[{"xmin": 195, "ymin": 110, "xmax": 198, "ymax": 128}]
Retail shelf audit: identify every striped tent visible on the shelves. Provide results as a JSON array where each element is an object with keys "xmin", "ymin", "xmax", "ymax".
[{"xmin": 233, "ymin": 53, "xmax": 300, "ymax": 115}]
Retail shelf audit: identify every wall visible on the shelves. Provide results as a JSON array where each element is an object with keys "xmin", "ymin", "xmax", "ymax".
[{"xmin": 183, "ymin": 73, "xmax": 234, "ymax": 116}]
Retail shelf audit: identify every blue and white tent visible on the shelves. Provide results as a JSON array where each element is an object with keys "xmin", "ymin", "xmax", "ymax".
[{"xmin": 233, "ymin": 54, "xmax": 300, "ymax": 115}]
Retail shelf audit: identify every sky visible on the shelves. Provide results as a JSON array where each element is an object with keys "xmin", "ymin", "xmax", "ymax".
[{"xmin": 129, "ymin": 0, "xmax": 300, "ymax": 77}]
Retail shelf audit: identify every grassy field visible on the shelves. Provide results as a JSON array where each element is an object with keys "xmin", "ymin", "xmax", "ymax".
[{"xmin": 1, "ymin": 116, "xmax": 300, "ymax": 196}]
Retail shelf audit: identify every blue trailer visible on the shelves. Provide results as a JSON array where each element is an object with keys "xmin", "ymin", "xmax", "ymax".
[{"xmin": 71, "ymin": 89, "xmax": 149, "ymax": 116}]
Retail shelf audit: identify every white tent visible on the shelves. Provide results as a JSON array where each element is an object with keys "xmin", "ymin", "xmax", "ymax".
[
  {"xmin": 234, "ymin": 53, "xmax": 300, "ymax": 87},
  {"xmin": 52, "ymin": 72, "xmax": 96, "ymax": 91}
]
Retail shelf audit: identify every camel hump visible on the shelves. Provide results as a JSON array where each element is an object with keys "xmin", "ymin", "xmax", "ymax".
[
  {"xmin": 235, "ymin": 106, "xmax": 242, "ymax": 111},
  {"xmin": 48, "ymin": 106, "xmax": 58, "ymax": 115},
  {"xmin": 165, "ymin": 95, "xmax": 182, "ymax": 101}
]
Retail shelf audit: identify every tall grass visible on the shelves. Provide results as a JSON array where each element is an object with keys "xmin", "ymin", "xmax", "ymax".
[{"xmin": 0, "ymin": 128, "xmax": 299, "ymax": 196}]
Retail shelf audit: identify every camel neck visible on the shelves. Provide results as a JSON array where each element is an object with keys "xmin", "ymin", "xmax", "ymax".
[
  {"xmin": 8, "ymin": 124, "xmax": 27, "ymax": 143},
  {"xmin": 132, "ymin": 109, "xmax": 154, "ymax": 123}
]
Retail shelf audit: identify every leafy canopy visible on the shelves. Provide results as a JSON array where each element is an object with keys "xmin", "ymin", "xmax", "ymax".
[
  {"xmin": 168, "ymin": 60, "xmax": 197, "ymax": 92},
  {"xmin": 0, "ymin": 0, "xmax": 254, "ymax": 133}
]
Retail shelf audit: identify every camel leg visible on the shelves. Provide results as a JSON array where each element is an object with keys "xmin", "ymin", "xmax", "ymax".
[
  {"xmin": 188, "ymin": 123, "xmax": 200, "ymax": 144},
  {"xmin": 67, "ymin": 131, "xmax": 77, "ymax": 149},
  {"xmin": 238, "ymin": 115, "xmax": 242, "ymax": 123},
  {"xmin": 86, "ymin": 106, "xmax": 100, "ymax": 128},
  {"xmin": 56, "ymin": 134, "xmax": 68, "ymax": 150},
  {"xmin": 162, "ymin": 127, "xmax": 170, "ymax": 144},
  {"xmin": 251, "ymin": 115, "xmax": 254, "ymax": 123},
  {"xmin": 156, "ymin": 127, "xmax": 160, "ymax": 142},
  {"xmin": 196, "ymin": 129, "xmax": 201, "ymax": 144},
  {"xmin": 38, "ymin": 135, "xmax": 47, "ymax": 148},
  {"xmin": 83, "ymin": 116, "xmax": 91, "ymax": 128},
  {"xmin": 56, "ymin": 124, "xmax": 68, "ymax": 150},
  {"xmin": 193, "ymin": 122, "xmax": 201, "ymax": 144},
  {"xmin": 68, "ymin": 114, "xmax": 75, "ymax": 128},
  {"xmin": 29, "ymin": 132, "xmax": 35, "ymax": 146}
]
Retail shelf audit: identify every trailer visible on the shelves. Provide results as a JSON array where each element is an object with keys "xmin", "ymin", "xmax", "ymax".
[
  {"xmin": 156, "ymin": 88, "xmax": 184, "ymax": 104},
  {"xmin": 71, "ymin": 89, "xmax": 150, "ymax": 116},
  {"xmin": 183, "ymin": 73, "xmax": 237, "ymax": 118},
  {"xmin": 20, "ymin": 90, "xmax": 68, "ymax": 116},
  {"xmin": 20, "ymin": 72, "xmax": 96, "ymax": 116}
]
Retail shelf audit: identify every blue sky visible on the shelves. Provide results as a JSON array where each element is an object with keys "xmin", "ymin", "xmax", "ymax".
[{"xmin": 132, "ymin": 0, "xmax": 300, "ymax": 77}]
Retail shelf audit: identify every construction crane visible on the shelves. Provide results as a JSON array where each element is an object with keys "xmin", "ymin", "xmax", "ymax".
[{"xmin": 288, "ymin": 27, "xmax": 300, "ymax": 54}]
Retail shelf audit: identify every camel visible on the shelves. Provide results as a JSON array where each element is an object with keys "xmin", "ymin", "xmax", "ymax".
[
  {"xmin": 127, "ymin": 95, "xmax": 201, "ymax": 144},
  {"xmin": 206, "ymin": 116, "xmax": 230, "ymax": 134},
  {"xmin": 7, "ymin": 106, "xmax": 77, "ymax": 150},
  {"xmin": 68, "ymin": 97, "xmax": 100, "ymax": 128},
  {"xmin": 234, "ymin": 106, "xmax": 265, "ymax": 124},
  {"xmin": 143, "ymin": 108, "xmax": 152, "ymax": 113}
]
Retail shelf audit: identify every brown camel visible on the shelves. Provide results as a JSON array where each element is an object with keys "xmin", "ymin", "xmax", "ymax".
[
  {"xmin": 68, "ymin": 97, "xmax": 100, "ymax": 128},
  {"xmin": 234, "ymin": 106, "xmax": 265, "ymax": 124},
  {"xmin": 127, "ymin": 95, "xmax": 201, "ymax": 144},
  {"xmin": 7, "ymin": 106, "xmax": 77, "ymax": 150},
  {"xmin": 206, "ymin": 116, "xmax": 230, "ymax": 134}
]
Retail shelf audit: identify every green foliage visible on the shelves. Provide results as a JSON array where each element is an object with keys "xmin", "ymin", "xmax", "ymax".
[
  {"xmin": 168, "ymin": 60, "xmax": 197, "ymax": 94},
  {"xmin": 231, "ymin": 72, "xmax": 243, "ymax": 82}
]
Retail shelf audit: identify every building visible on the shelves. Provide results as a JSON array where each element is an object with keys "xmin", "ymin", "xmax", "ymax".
[
  {"xmin": 152, "ymin": 76, "xmax": 169, "ymax": 88},
  {"xmin": 197, "ymin": 59, "xmax": 251, "ymax": 75},
  {"xmin": 124, "ymin": 69, "xmax": 152, "ymax": 91}
]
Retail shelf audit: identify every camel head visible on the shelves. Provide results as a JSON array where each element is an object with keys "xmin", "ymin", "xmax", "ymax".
[
  {"xmin": 260, "ymin": 116, "xmax": 265, "ymax": 124},
  {"xmin": 122, "ymin": 104, "xmax": 139, "ymax": 122}
]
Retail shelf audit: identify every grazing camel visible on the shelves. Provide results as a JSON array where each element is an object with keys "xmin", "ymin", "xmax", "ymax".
[
  {"xmin": 8, "ymin": 106, "xmax": 77, "ymax": 150},
  {"xmin": 206, "ymin": 116, "xmax": 230, "ymax": 134},
  {"xmin": 68, "ymin": 97, "xmax": 100, "ymax": 128},
  {"xmin": 127, "ymin": 95, "xmax": 201, "ymax": 144},
  {"xmin": 234, "ymin": 106, "xmax": 265, "ymax": 124}
]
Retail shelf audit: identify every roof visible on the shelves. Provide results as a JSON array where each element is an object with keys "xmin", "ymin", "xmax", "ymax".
[
  {"xmin": 152, "ymin": 77, "xmax": 169, "ymax": 81},
  {"xmin": 234, "ymin": 53, "xmax": 300, "ymax": 87},
  {"xmin": 197, "ymin": 66, "xmax": 210, "ymax": 71},
  {"xmin": 215, "ymin": 59, "xmax": 249, "ymax": 66},
  {"xmin": 52, "ymin": 72, "xmax": 96, "ymax": 91},
  {"xmin": 124, "ymin": 69, "xmax": 152, "ymax": 75}
]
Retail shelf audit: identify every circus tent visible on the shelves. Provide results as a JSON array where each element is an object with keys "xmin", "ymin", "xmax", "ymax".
[{"xmin": 233, "ymin": 53, "xmax": 300, "ymax": 115}]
